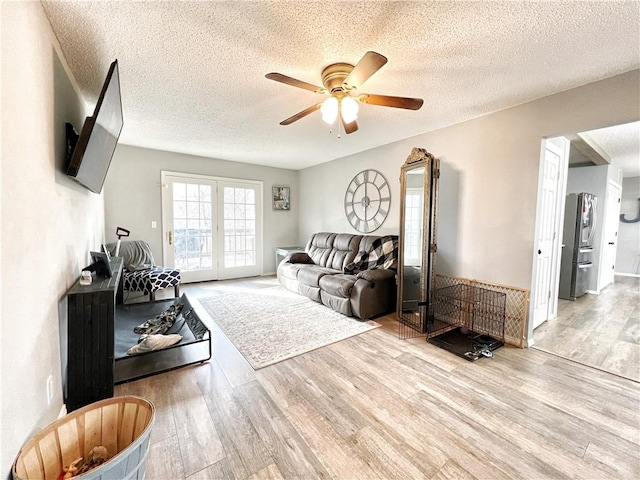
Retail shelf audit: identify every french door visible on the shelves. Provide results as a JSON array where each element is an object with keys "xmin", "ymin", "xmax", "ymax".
[{"xmin": 161, "ymin": 172, "xmax": 262, "ymax": 282}]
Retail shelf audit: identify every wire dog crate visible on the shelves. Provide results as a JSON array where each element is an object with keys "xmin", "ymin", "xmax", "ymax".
[{"xmin": 427, "ymin": 284, "xmax": 506, "ymax": 361}]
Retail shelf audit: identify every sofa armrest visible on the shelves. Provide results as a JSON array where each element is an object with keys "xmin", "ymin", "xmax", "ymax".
[
  {"xmin": 351, "ymin": 269, "xmax": 396, "ymax": 319},
  {"xmin": 356, "ymin": 268, "xmax": 395, "ymax": 283},
  {"xmin": 287, "ymin": 252, "xmax": 314, "ymax": 264}
]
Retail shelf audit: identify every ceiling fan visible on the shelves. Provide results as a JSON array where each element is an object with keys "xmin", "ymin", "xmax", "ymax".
[{"xmin": 266, "ymin": 51, "xmax": 423, "ymax": 135}]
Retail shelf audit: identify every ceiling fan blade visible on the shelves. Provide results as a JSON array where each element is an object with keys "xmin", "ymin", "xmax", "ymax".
[
  {"xmin": 344, "ymin": 120, "xmax": 359, "ymax": 134},
  {"xmin": 344, "ymin": 51, "xmax": 388, "ymax": 89},
  {"xmin": 280, "ymin": 103, "xmax": 322, "ymax": 125},
  {"xmin": 357, "ymin": 93, "xmax": 424, "ymax": 110},
  {"xmin": 266, "ymin": 73, "xmax": 325, "ymax": 94},
  {"xmin": 340, "ymin": 112, "xmax": 359, "ymax": 134}
]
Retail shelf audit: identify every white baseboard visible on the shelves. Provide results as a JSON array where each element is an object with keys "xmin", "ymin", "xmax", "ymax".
[
  {"xmin": 586, "ymin": 289, "xmax": 599, "ymax": 295},
  {"xmin": 615, "ymin": 272, "xmax": 640, "ymax": 278},
  {"xmin": 58, "ymin": 403, "xmax": 67, "ymax": 419}
]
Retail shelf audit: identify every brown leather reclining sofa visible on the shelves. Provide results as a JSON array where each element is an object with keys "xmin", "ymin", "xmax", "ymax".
[{"xmin": 277, "ymin": 232, "xmax": 398, "ymax": 320}]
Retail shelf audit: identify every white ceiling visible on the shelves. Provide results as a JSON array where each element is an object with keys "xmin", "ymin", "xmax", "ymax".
[
  {"xmin": 41, "ymin": 1, "xmax": 639, "ymax": 171},
  {"xmin": 581, "ymin": 121, "xmax": 640, "ymax": 178}
]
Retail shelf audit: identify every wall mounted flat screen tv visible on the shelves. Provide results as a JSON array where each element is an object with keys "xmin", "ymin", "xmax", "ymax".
[{"xmin": 66, "ymin": 60, "xmax": 123, "ymax": 194}]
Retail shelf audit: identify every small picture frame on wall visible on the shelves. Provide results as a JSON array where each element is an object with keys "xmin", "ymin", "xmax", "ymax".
[{"xmin": 272, "ymin": 186, "xmax": 290, "ymax": 211}]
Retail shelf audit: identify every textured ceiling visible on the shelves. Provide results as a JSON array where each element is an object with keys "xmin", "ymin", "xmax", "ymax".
[
  {"xmin": 582, "ymin": 121, "xmax": 640, "ymax": 177},
  {"xmin": 41, "ymin": 1, "xmax": 639, "ymax": 171}
]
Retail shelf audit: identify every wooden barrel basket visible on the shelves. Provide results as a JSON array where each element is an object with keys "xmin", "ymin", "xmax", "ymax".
[{"xmin": 12, "ymin": 396, "xmax": 155, "ymax": 480}]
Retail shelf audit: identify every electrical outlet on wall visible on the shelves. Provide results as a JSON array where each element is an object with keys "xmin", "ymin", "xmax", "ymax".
[{"xmin": 151, "ymin": 221, "xmax": 157, "ymax": 229}]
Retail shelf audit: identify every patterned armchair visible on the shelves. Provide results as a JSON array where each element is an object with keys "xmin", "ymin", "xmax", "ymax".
[{"xmin": 106, "ymin": 240, "xmax": 180, "ymax": 302}]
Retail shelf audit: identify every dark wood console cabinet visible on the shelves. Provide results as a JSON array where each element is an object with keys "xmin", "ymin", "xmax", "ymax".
[
  {"xmin": 65, "ymin": 258, "xmax": 123, "ymax": 412},
  {"xmin": 64, "ymin": 258, "xmax": 210, "ymax": 412}
]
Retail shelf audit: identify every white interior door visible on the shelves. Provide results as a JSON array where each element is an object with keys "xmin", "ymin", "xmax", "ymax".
[
  {"xmin": 600, "ymin": 181, "xmax": 622, "ymax": 289},
  {"xmin": 532, "ymin": 138, "xmax": 568, "ymax": 330},
  {"xmin": 162, "ymin": 172, "xmax": 263, "ymax": 283}
]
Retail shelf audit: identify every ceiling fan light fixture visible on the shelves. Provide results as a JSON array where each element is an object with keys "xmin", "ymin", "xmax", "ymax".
[
  {"xmin": 341, "ymin": 96, "xmax": 359, "ymax": 123},
  {"xmin": 266, "ymin": 51, "xmax": 422, "ymax": 134},
  {"xmin": 321, "ymin": 96, "xmax": 339, "ymax": 124}
]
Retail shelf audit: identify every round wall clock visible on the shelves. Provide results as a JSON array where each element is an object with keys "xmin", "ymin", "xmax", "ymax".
[{"xmin": 344, "ymin": 169, "xmax": 391, "ymax": 233}]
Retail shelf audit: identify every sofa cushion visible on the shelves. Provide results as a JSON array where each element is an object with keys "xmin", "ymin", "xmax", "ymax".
[
  {"xmin": 345, "ymin": 235, "xmax": 398, "ymax": 273},
  {"xmin": 306, "ymin": 232, "xmax": 362, "ymax": 270},
  {"xmin": 326, "ymin": 234, "xmax": 362, "ymax": 271},
  {"xmin": 278, "ymin": 262, "xmax": 305, "ymax": 280},
  {"xmin": 288, "ymin": 252, "xmax": 313, "ymax": 264},
  {"xmin": 299, "ymin": 283, "xmax": 321, "ymax": 302},
  {"xmin": 297, "ymin": 265, "xmax": 340, "ymax": 287},
  {"xmin": 320, "ymin": 291, "xmax": 352, "ymax": 316},
  {"xmin": 306, "ymin": 232, "xmax": 336, "ymax": 267},
  {"xmin": 319, "ymin": 274, "xmax": 357, "ymax": 298}
]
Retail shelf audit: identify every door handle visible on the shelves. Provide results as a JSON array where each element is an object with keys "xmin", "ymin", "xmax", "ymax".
[{"xmin": 169, "ymin": 231, "xmax": 173, "ymax": 245}]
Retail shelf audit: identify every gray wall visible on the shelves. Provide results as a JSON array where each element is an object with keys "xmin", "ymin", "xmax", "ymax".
[
  {"xmin": 1, "ymin": 2, "xmax": 106, "ymax": 473},
  {"xmin": 299, "ymin": 70, "xmax": 639, "ymax": 345},
  {"xmin": 617, "ymin": 176, "xmax": 640, "ymax": 275},
  {"xmin": 300, "ymin": 71, "xmax": 639, "ymax": 292},
  {"xmin": 103, "ymin": 145, "xmax": 299, "ymax": 275}
]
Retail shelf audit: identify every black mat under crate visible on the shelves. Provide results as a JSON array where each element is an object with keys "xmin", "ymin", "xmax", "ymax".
[{"xmin": 427, "ymin": 327, "xmax": 503, "ymax": 362}]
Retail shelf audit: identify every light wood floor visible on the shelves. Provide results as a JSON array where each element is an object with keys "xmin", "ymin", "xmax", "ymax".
[
  {"xmin": 533, "ymin": 276, "xmax": 640, "ymax": 382},
  {"xmin": 116, "ymin": 277, "xmax": 640, "ymax": 480}
]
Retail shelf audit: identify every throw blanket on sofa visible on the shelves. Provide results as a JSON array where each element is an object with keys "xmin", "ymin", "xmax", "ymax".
[{"xmin": 344, "ymin": 235, "xmax": 398, "ymax": 274}]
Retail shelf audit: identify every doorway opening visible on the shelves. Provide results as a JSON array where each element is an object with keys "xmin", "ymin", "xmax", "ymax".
[{"xmin": 530, "ymin": 121, "xmax": 640, "ymax": 382}]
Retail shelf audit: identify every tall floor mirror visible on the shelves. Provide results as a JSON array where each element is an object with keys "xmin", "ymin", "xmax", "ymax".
[{"xmin": 397, "ymin": 148, "xmax": 440, "ymax": 338}]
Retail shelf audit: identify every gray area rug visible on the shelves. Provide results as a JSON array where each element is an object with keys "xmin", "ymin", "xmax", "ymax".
[{"xmin": 198, "ymin": 286, "xmax": 380, "ymax": 369}]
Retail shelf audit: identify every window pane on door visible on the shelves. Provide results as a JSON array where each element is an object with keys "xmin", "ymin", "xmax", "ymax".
[
  {"xmin": 173, "ymin": 182, "xmax": 213, "ymax": 271},
  {"xmin": 223, "ymin": 186, "xmax": 257, "ymax": 268}
]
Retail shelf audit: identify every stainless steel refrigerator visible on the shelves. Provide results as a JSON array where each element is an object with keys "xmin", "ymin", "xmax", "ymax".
[{"xmin": 559, "ymin": 192, "xmax": 598, "ymax": 300}]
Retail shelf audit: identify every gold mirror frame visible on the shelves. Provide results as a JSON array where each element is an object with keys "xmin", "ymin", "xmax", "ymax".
[{"xmin": 396, "ymin": 148, "xmax": 440, "ymax": 335}]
